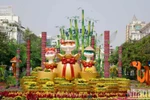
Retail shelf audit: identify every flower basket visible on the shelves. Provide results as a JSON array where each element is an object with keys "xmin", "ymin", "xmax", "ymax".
[
  {"xmin": 79, "ymin": 72, "xmax": 98, "ymax": 81},
  {"xmin": 37, "ymin": 71, "xmax": 56, "ymax": 81}
]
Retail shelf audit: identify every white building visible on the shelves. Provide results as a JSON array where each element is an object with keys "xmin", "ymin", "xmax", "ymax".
[
  {"xmin": 38, "ymin": 34, "xmax": 58, "ymax": 47},
  {"xmin": 126, "ymin": 15, "xmax": 146, "ymax": 42},
  {"xmin": 0, "ymin": 6, "xmax": 25, "ymax": 43},
  {"xmin": 140, "ymin": 22, "xmax": 150, "ymax": 38},
  {"xmin": 47, "ymin": 36, "xmax": 58, "ymax": 47}
]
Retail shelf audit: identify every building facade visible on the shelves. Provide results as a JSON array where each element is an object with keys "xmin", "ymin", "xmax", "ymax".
[
  {"xmin": 140, "ymin": 22, "xmax": 150, "ymax": 38},
  {"xmin": 0, "ymin": 6, "xmax": 25, "ymax": 43},
  {"xmin": 126, "ymin": 15, "xmax": 146, "ymax": 42}
]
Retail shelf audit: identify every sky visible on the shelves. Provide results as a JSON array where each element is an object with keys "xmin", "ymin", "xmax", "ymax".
[{"xmin": 0, "ymin": 0, "xmax": 150, "ymax": 48}]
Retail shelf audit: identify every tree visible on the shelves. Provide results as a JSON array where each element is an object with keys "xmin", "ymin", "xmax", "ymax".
[
  {"xmin": 23, "ymin": 28, "xmax": 41, "ymax": 69},
  {"xmin": 0, "ymin": 32, "xmax": 10, "ymax": 64},
  {"xmin": 108, "ymin": 47, "xmax": 118, "ymax": 65},
  {"xmin": 30, "ymin": 33, "xmax": 41, "ymax": 68},
  {"xmin": 109, "ymin": 65, "xmax": 118, "ymax": 78},
  {"xmin": 22, "ymin": 28, "xmax": 33, "ymax": 41}
]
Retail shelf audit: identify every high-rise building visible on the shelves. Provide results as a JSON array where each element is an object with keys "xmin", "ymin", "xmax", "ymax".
[
  {"xmin": 140, "ymin": 22, "xmax": 150, "ymax": 38},
  {"xmin": 0, "ymin": 6, "xmax": 25, "ymax": 43},
  {"xmin": 126, "ymin": 15, "xmax": 146, "ymax": 42}
]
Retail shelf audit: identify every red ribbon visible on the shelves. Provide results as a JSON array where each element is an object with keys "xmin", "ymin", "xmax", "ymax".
[
  {"xmin": 82, "ymin": 61, "xmax": 94, "ymax": 71},
  {"xmin": 45, "ymin": 48, "xmax": 55, "ymax": 52},
  {"xmin": 61, "ymin": 57, "xmax": 76, "ymax": 78},
  {"xmin": 45, "ymin": 64, "xmax": 57, "ymax": 70}
]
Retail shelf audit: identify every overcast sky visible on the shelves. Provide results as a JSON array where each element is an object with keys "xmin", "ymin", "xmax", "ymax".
[{"xmin": 0, "ymin": 0, "xmax": 150, "ymax": 48}]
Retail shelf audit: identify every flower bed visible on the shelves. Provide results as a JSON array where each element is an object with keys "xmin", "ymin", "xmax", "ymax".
[{"xmin": 0, "ymin": 91, "xmax": 127, "ymax": 99}]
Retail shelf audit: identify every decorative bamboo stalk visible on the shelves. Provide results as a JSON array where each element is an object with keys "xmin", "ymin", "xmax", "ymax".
[
  {"xmin": 74, "ymin": 19, "xmax": 79, "ymax": 50},
  {"xmin": 57, "ymin": 35, "xmax": 60, "ymax": 48},
  {"xmin": 62, "ymin": 29, "xmax": 65, "ymax": 40},
  {"xmin": 94, "ymin": 33, "xmax": 97, "ymax": 51},
  {"xmin": 69, "ymin": 19, "xmax": 73, "ymax": 40},
  {"xmin": 87, "ymin": 20, "xmax": 91, "ymax": 46},
  {"xmin": 98, "ymin": 45, "xmax": 101, "ymax": 73},
  {"xmin": 56, "ymin": 35, "xmax": 60, "ymax": 62},
  {"xmin": 91, "ymin": 22, "xmax": 94, "ymax": 35},
  {"xmin": 60, "ymin": 28, "xmax": 65, "ymax": 40},
  {"xmin": 81, "ymin": 9, "xmax": 85, "ymax": 53},
  {"xmin": 26, "ymin": 38, "xmax": 30, "ymax": 76},
  {"xmin": 60, "ymin": 28, "xmax": 63, "ymax": 39}
]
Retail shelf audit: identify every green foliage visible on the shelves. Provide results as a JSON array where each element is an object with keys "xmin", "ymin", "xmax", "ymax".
[
  {"xmin": 30, "ymin": 33, "xmax": 41, "ymax": 69},
  {"xmin": 108, "ymin": 48, "xmax": 118, "ymax": 65},
  {"xmin": 6, "ymin": 76, "xmax": 16, "ymax": 86},
  {"xmin": 108, "ymin": 35, "xmax": 150, "ymax": 76},
  {"xmin": 0, "ymin": 32, "xmax": 10, "ymax": 65},
  {"xmin": 0, "ymin": 27, "xmax": 41, "ymax": 78},
  {"xmin": 122, "ymin": 35, "xmax": 150, "ymax": 68},
  {"xmin": 109, "ymin": 35, "xmax": 150, "ymax": 77},
  {"xmin": 109, "ymin": 65, "xmax": 118, "ymax": 78},
  {"xmin": 0, "ymin": 66, "xmax": 6, "ymax": 81}
]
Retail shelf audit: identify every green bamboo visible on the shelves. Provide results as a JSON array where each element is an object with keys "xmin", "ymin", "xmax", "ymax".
[
  {"xmin": 91, "ymin": 22, "xmax": 94, "ymax": 35},
  {"xmin": 69, "ymin": 19, "xmax": 73, "ymax": 40},
  {"xmin": 57, "ymin": 35, "xmax": 60, "ymax": 48},
  {"xmin": 98, "ymin": 46, "xmax": 101, "ymax": 73},
  {"xmin": 60, "ymin": 28, "xmax": 63, "ymax": 39},
  {"xmin": 94, "ymin": 33, "xmax": 97, "ymax": 50},
  {"xmin": 62, "ymin": 29, "xmax": 65, "ymax": 40},
  {"xmin": 87, "ymin": 20, "xmax": 91, "ymax": 46},
  {"xmin": 81, "ymin": 9, "xmax": 85, "ymax": 54},
  {"xmin": 74, "ymin": 19, "xmax": 79, "ymax": 50}
]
